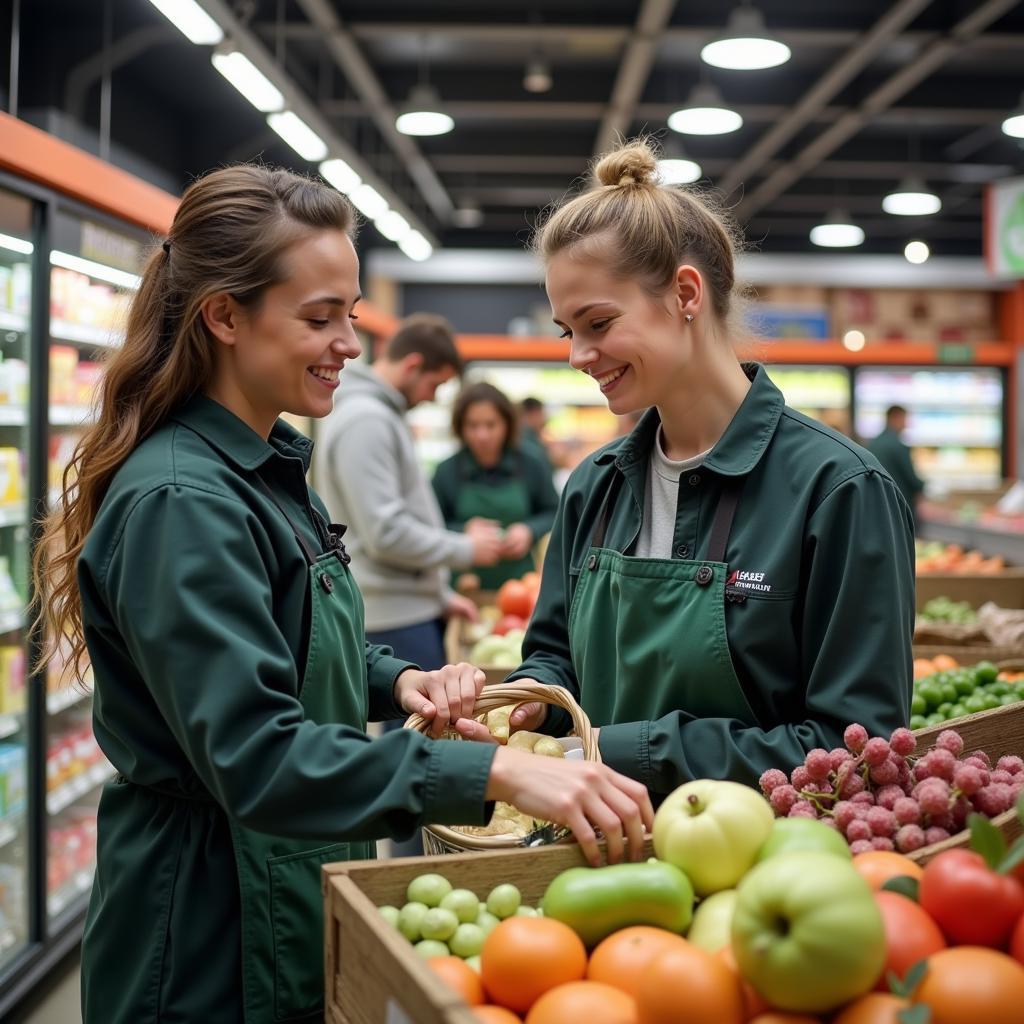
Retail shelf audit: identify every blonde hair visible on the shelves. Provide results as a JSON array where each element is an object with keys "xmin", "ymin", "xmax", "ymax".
[
  {"xmin": 534, "ymin": 138, "xmax": 744, "ymax": 330},
  {"xmin": 34, "ymin": 165, "xmax": 356, "ymax": 685}
]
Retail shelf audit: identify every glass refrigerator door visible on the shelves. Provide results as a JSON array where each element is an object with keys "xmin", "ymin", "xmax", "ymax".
[
  {"xmin": 0, "ymin": 190, "xmax": 35, "ymax": 969},
  {"xmin": 853, "ymin": 367, "xmax": 1003, "ymax": 491},
  {"xmin": 764, "ymin": 365, "xmax": 852, "ymax": 436},
  {"xmin": 44, "ymin": 212, "xmax": 140, "ymax": 923}
]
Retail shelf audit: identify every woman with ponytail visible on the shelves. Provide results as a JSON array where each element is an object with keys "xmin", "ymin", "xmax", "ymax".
[
  {"xmin": 455, "ymin": 138, "xmax": 914, "ymax": 799},
  {"xmin": 35, "ymin": 165, "xmax": 652, "ymax": 1023}
]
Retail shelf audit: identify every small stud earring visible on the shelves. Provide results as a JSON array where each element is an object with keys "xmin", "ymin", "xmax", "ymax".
[{"xmin": 685, "ymin": 313, "xmax": 694, "ymax": 323}]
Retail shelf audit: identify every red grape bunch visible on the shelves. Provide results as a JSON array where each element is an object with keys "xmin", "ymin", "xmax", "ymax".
[{"xmin": 758, "ymin": 724, "xmax": 1024, "ymax": 855}]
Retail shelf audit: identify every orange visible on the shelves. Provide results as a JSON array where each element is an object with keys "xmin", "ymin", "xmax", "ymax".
[
  {"xmin": 718, "ymin": 943, "xmax": 771, "ymax": 1019},
  {"xmin": 872, "ymin": 891, "xmax": 945, "ymax": 990},
  {"xmin": 913, "ymin": 658, "xmax": 936, "ymax": 680},
  {"xmin": 832, "ymin": 993, "xmax": 909, "ymax": 1024},
  {"xmin": 587, "ymin": 926, "xmax": 690, "ymax": 999},
  {"xmin": 473, "ymin": 1007, "xmax": 523, "ymax": 1024},
  {"xmin": 427, "ymin": 956, "xmax": 485, "ymax": 1006},
  {"xmin": 851, "ymin": 850, "xmax": 923, "ymax": 891},
  {"xmin": 525, "ymin": 980, "xmax": 637, "ymax": 1024},
  {"xmin": 480, "ymin": 917, "xmax": 587, "ymax": 1014},
  {"xmin": 635, "ymin": 942, "xmax": 745, "ymax": 1024},
  {"xmin": 749, "ymin": 1015, "xmax": 824, "ymax": 1024},
  {"xmin": 913, "ymin": 946, "xmax": 1024, "ymax": 1024},
  {"xmin": 931, "ymin": 654, "xmax": 959, "ymax": 671}
]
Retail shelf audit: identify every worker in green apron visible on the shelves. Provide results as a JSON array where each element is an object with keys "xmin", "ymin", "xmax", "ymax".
[
  {"xmin": 32, "ymin": 166, "xmax": 653, "ymax": 1024},
  {"xmin": 433, "ymin": 382, "xmax": 558, "ymax": 589},
  {"xmin": 456, "ymin": 139, "xmax": 914, "ymax": 793}
]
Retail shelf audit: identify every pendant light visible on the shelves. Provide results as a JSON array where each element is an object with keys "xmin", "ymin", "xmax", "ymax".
[
  {"xmin": 656, "ymin": 139, "xmax": 702, "ymax": 184},
  {"xmin": 883, "ymin": 177, "xmax": 941, "ymax": 216},
  {"xmin": 1002, "ymin": 94, "xmax": 1024, "ymax": 138},
  {"xmin": 810, "ymin": 210, "xmax": 864, "ymax": 248},
  {"xmin": 523, "ymin": 56, "xmax": 553, "ymax": 94},
  {"xmin": 668, "ymin": 83, "xmax": 742, "ymax": 136},
  {"xmin": 396, "ymin": 40, "xmax": 454, "ymax": 137},
  {"xmin": 700, "ymin": 4, "xmax": 791, "ymax": 71}
]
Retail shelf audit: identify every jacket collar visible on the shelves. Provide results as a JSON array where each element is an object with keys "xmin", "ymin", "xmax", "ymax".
[
  {"xmin": 593, "ymin": 362, "xmax": 784, "ymax": 477},
  {"xmin": 172, "ymin": 395, "xmax": 315, "ymax": 471}
]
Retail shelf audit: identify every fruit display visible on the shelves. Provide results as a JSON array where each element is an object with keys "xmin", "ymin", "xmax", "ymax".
[
  {"xmin": 459, "ymin": 573, "xmax": 541, "ymax": 668},
  {"xmin": 757, "ymin": 724, "xmax": 1022, "ymax": 855},
  {"xmin": 910, "ymin": 659, "xmax": 1021, "ymax": 728},
  {"xmin": 916, "ymin": 540, "xmax": 1006, "ymax": 574},
  {"xmin": 918, "ymin": 597, "xmax": 978, "ymax": 626},
  {"xmin": 367, "ymin": 777, "xmax": 1024, "ymax": 1023}
]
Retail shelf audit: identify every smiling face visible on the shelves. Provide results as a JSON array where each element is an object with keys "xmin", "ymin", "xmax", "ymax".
[
  {"xmin": 203, "ymin": 229, "xmax": 362, "ymax": 436},
  {"xmin": 547, "ymin": 250, "xmax": 691, "ymax": 415}
]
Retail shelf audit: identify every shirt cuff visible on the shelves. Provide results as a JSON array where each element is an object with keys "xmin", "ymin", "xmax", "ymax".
[
  {"xmin": 369, "ymin": 655, "xmax": 419, "ymax": 721},
  {"xmin": 597, "ymin": 720, "xmax": 652, "ymax": 788},
  {"xmin": 449, "ymin": 533, "xmax": 476, "ymax": 569},
  {"xmin": 423, "ymin": 739, "xmax": 498, "ymax": 825}
]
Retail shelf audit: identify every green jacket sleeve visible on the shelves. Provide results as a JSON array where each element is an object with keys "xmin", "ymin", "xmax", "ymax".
[
  {"xmin": 98, "ymin": 483, "xmax": 496, "ymax": 840},
  {"xmin": 599, "ymin": 468, "xmax": 915, "ymax": 791},
  {"xmin": 365, "ymin": 641, "xmax": 417, "ymax": 721},
  {"xmin": 431, "ymin": 456, "xmax": 466, "ymax": 532},
  {"xmin": 519, "ymin": 450, "xmax": 559, "ymax": 543}
]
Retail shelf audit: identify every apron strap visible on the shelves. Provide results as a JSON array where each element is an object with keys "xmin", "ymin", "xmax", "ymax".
[
  {"xmin": 591, "ymin": 469, "xmax": 626, "ymax": 549},
  {"xmin": 705, "ymin": 475, "xmax": 745, "ymax": 564},
  {"xmin": 253, "ymin": 474, "xmax": 320, "ymax": 568}
]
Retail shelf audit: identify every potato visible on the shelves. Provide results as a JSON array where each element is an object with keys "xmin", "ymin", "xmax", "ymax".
[
  {"xmin": 532, "ymin": 737, "xmax": 565, "ymax": 759},
  {"xmin": 506, "ymin": 731, "xmax": 539, "ymax": 752},
  {"xmin": 485, "ymin": 707, "xmax": 512, "ymax": 743}
]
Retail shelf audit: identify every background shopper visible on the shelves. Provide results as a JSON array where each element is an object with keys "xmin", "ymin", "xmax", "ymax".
[
  {"xmin": 32, "ymin": 165, "xmax": 653, "ymax": 1024},
  {"xmin": 433, "ymin": 382, "xmax": 559, "ymax": 589},
  {"xmin": 868, "ymin": 404, "xmax": 926, "ymax": 532}
]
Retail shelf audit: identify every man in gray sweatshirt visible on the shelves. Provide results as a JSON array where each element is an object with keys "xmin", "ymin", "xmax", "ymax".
[{"xmin": 315, "ymin": 313, "xmax": 503, "ymax": 675}]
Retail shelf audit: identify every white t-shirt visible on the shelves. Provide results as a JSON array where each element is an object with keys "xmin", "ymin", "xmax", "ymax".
[{"xmin": 635, "ymin": 427, "xmax": 712, "ymax": 559}]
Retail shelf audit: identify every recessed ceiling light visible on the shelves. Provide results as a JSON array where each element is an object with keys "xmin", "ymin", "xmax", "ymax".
[
  {"xmin": 904, "ymin": 240, "xmax": 930, "ymax": 264},
  {"xmin": 842, "ymin": 330, "xmax": 866, "ymax": 351}
]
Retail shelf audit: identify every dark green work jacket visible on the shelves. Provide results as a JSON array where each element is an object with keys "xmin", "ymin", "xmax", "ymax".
[
  {"xmin": 77, "ymin": 396, "xmax": 495, "ymax": 1022},
  {"xmin": 510, "ymin": 364, "xmax": 915, "ymax": 792},
  {"xmin": 867, "ymin": 427, "xmax": 925, "ymax": 521}
]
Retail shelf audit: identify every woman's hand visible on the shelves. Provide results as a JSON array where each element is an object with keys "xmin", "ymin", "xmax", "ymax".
[
  {"xmin": 452, "ymin": 678, "xmax": 549, "ymax": 738},
  {"xmin": 393, "ymin": 663, "xmax": 486, "ymax": 738},
  {"xmin": 501, "ymin": 523, "xmax": 534, "ymax": 559},
  {"xmin": 486, "ymin": 745, "xmax": 653, "ymax": 866}
]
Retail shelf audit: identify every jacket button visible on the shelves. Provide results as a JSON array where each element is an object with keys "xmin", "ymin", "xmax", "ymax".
[
  {"xmin": 319, "ymin": 572, "xmax": 334, "ymax": 594},
  {"xmin": 587, "ymin": 554, "xmax": 598, "ymax": 570},
  {"xmin": 695, "ymin": 565, "xmax": 713, "ymax": 586},
  {"xmin": 689, "ymin": 474, "xmax": 701, "ymax": 486},
  {"xmin": 675, "ymin": 544, "xmax": 689, "ymax": 558}
]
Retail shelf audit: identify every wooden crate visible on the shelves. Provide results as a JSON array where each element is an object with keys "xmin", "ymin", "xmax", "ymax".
[
  {"xmin": 915, "ymin": 571, "xmax": 1024, "ymax": 612},
  {"xmin": 323, "ymin": 842, "xmax": 646, "ymax": 1024},
  {"xmin": 913, "ymin": 644, "xmax": 1024, "ymax": 663},
  {"xmin": 912, "ymin": 699, "xmax": 1024, "ymax": 764}
]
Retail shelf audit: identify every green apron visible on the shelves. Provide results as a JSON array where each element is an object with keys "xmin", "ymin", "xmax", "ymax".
[
  {"xmin": 567, "ymin": 472, "xmax": 762, "ymax": 731},
  {"xmin": 455, "ymin": 454, "xmax": 534, "ymax": 589}
]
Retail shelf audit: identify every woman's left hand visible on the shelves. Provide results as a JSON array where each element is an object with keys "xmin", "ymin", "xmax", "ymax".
[
  {"xmin": 502, "ymin": 523, "xmax": 534, "ymax": 559},
  {"xmin": 394, "ymin": 663, "xmax": 487, "ymax": 738}
]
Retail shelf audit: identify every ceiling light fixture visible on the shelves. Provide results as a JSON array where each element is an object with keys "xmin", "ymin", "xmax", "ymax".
[
  {"xmin": 399, "ymin": 231, "xmax": 433, "ymax": 262},
  {"xmin": 50, "ymin": 250, "xmax": 141, "ymax": 290},
  {"xmin": 0, "ymin": 232, "xmax": 33, "ymax": 256},
  {"xmin": 319, "ymin": 158, "xmax": 361, "ymax": 195},
  {"xmin": 1002, "ymin": 94, "xmax": 1024, "ymax": 138},
  {"xmin": 668, "ymin": 83, "xmax": 743, "ymax": 136},
  {"xmin": 349, "ymin": 184, "xmax": 389, "ymax": 221},
  {"xmin": 523, "ymin": 57, "xmax": 553, "ymax": 93},
  {"xmin": 810, "ymin": 210, "xmax": 865, "ymax": 248},
  {"xmin": 374, "ymin": 210, "xmax": 411, "ymax": 243},
  {"xmin": 145, "ymin": 0, "xmax": 223, "ymax": 45},
  {"xmin": 266, "ymin": 111, "xmax": 329, "ymax": 162},
  {"xmin": 882, "ymin": 177, "xmax": 942, "ymax": 216},
  {"xmin": 211, "ymin": 48, "xmax": 284, "ymax": 112},
  {"xmin": 395, "ymin": 84, "xmax": 455, "ymax": 136},
  {"xmin": 452, "ymin": 204, "xmax": 485, "ymax": 229},
  {"xmin": 842, "ymin": 330, "xmax": 866, "ymax": 352},
  {"xmin": 700, "ymin": 4, "xmax": 791, "ymax": 71},
  {"xmin": 657, "ymin": 158, "xmax": 703, "ymax": 185},
  {"xmin": 904, "ymin": 240, "xmax": 931, "ymax": 264}
]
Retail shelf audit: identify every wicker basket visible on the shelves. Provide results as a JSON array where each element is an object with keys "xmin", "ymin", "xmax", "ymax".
[{"xmin": 404, "ymin": 681, "xmax": 601, "ymax": 855}]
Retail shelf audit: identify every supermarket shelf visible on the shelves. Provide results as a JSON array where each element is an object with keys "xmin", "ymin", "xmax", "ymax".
[
  {"xmin": 0, "ymin": 406, "xmax": 26, "ymax": 426},
  {"xmin": 0, "ymin": 812, "xmax": 23, "ymax": 850},
  {"xmin": 0, "ymin": 928, "xmax": 16, "ymax": 956},
  {"xmin": 49, "ymin": 405, "xmax": 94, "ymax": 426},
  {"xmin": 0, "ymin": 506, "xmax": 24, "ymax": 528},
  {"xmin": 0, "ymin": 309, "xmax": 28, "ymax": 333},
  {"xmin": 0, "ymin": 714, "xmax": 21, "ymax": 739},
  {"xmin": 47, "ymin": 868, "xmax": 93, "ymax": 918},
  {"xmin": 47, "ymin": 686, "xmax": 92, "ymax": 715},
  {"xmin": 919, "ymin": 517, "xmax": 1024, "ymax": 566},
  {"xmin": 0, "ymin": 609, "xmax": 22, "ymax": 634},
  {"xmin": 50, "ymin": 319, "xmax": 123, "ymax": 348},
  {"xmin": 46, "ymin": 762, "xmax": 111, "ymax": 816}
]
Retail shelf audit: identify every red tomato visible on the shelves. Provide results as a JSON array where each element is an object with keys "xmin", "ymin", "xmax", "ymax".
[
  {"xmin": 919, "ymin": 850, "xmax": 1024, "ymax": 947},
  {"xmin": 1011, "ymin": 911, "xmax": 1024, "ymax": 966},
  {"xmin": 872, "ymin": 891, "xmax": 946, "ymax": 990},
  {"xmin": 492, "ymin": 615, "xmax": 526, "ymax": 636},
  {"xmin": 497, "ymin": 580, "xmax": 535, "ymax": 620}
]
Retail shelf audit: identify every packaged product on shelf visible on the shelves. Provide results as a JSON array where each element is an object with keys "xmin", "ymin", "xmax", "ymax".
[
  {"xmin": 48, "ymin": 433, "xmax": 81, "ymax": 504},
  {"xmin": 0, "ymin": 359, "xmax": 29, "ymax": 407},
  {"xmin": 0, "ymin": 646, "xmax": 25, "ymax": 716},
  {"xmin": 0, "ymin": 744, "xmax": 26, "ymax": 818},
  {"xmin": 0, "ymin": 267, "xmax": 10, "ymax": 312},
  {"xmin": 0, "ymin": 558, "xmax": 21, "ymax": 614},
  {"xmin": 0, "ymin": 448, "xmax": 25, "ymax": 507},
  {"xmin": 73, "ymin": 361, "xmax": 103, "ymax": 406},
  {"xmin": 49, "ymin": 345, "xmax": 79, "ymax": 406},
  {"xmin": 10, "ymin": 263, "xmax": 31, "ymax": 316}
]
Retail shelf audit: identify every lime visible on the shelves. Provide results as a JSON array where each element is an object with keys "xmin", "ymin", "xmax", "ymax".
[
  {"xmin": 975, "ymin": 661, "xmax": 999, "ymax": 684},
  {"xmin": 910, "ymin": 693, "xmax": 927, "ymax": 716},
  {"xmin": 407, "ymin": 873, "xmax": 454, "ymax": 908},
  {"xmin": 909, "ymin": 714, "xmax": 928, "ymax": 730}
]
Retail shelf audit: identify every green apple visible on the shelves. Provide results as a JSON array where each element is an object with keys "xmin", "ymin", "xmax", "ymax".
[
  {"xmin": 653, "ymin": 779, "xmax": 774, "ymax": 896},
  {"xmin": 397, "ymin": 902, "xmax": 429, "ymax": 941},
  {"xmin": 486, "ymin": 883, "xmax": 521, "ymax": 919},
  {"xmin": 406, "ymin": 873, "xmax": 453, "ymax": 908},
  {"xmin": 515, "ymin": 906, "xmax": 538, "ymax": 917},
  {"xmin": 419, "ymin": 907, "xmax": 459, "ymax": 942},
  {"xmin": 756, "ymin": 817, "xmax": 852, "ymax": 863},
  {"xmin": 686, "ymin": 889, "xmax": 738, "ymax": 953},
  {"xmin": 449, "ymin": 923, "xmax": 486, "ymax": 958},
  {"xmin": 475, "ymin": 909, "xmax": 501, "ymax": 935},
  {"xmin": 378, "ymin": 905, "xmax": 401, "ymax": 928},
  {"xmin": 731, "ymin": 851, "xmax": 885, "ymax": 1013},
  {"xmin": 440, "ymin": 888, "xmax": 481, "ymax": 923},
  {"xmin": 414, "ymin": 939, "xmax": 450, "ymax": 958}
]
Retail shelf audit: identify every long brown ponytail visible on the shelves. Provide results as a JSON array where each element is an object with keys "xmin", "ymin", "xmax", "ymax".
[{"xmin": 34, "ymin": 165, "xmax": 356, "ymax": 685}]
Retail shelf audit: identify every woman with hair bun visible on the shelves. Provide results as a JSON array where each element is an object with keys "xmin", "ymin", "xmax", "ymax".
[
  {"xmin": 34, "ymin": 164, "xmax": 652, "ymax": 1023},
  {"xmin": 456, "ymin": 139, "xmax": 914, "ymax": 794}
]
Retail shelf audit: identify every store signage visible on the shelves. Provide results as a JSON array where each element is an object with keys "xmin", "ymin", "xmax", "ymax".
[
  {"xmin": 80, "ymin": 221, "xmax": 141, "ymax": 274},
  {"xmin": 985, "ymin": 175, "xmax": 1024, "ymax": 277},
  {"xmin": 937, "ymin": 342, "xmax": 975, "ymax": 364}
]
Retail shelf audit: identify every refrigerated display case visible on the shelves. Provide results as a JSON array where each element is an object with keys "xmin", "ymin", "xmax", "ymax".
[
  {"xmin": 852, "ymin": 366, "xmax": 1005, "ymax": 491},
  {"xmin": 763, "ymin": 365, "xmax": 851, "ymax": 436}
]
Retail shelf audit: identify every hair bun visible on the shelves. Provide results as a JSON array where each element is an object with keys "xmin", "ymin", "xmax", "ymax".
[{"xmin": 594, "ymin": 141, "xmax": 659, "ymax": 188}]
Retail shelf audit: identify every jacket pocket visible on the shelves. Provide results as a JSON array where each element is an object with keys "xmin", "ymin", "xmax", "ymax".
[{"xmin": 269, "ymin": 842, "xmax": 349, "ymax": 1022}]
